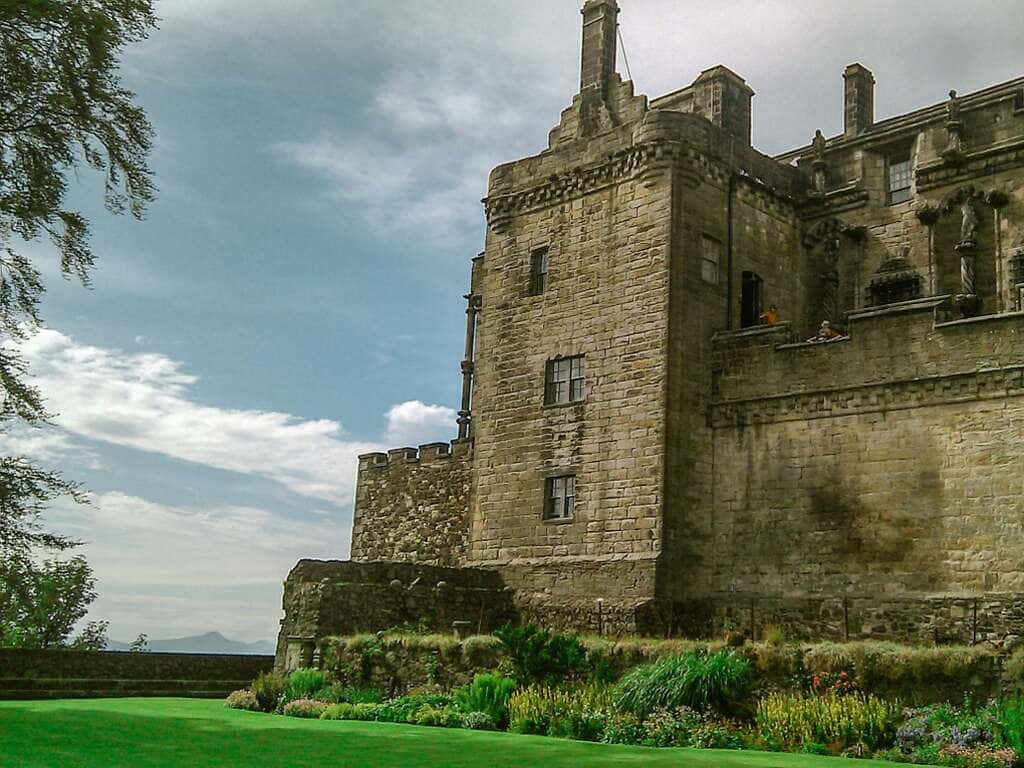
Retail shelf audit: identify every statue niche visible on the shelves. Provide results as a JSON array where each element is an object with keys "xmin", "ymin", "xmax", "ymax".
[
  {"xmin": 803, "ymin": 218, "xmax": 866, "ymax": 332},
  {"xmin": 935, "ymin": 185, "xmax": 1002, "ymax": 317}
]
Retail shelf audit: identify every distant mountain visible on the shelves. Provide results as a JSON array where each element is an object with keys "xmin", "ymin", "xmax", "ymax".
[{"xmin": 105, "ymin": 631, "xmax": 275, "ymax": 655}]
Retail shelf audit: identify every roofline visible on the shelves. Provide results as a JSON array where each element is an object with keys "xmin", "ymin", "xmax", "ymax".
[{"xmin": 775, "ymin": 75, "xmax": 1024, "ymax": 164}]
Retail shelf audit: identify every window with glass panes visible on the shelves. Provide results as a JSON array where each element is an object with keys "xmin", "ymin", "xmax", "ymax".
[
  {"xmin": 545, "ymin": 356, "xmax": 584, "ymax": 404},
  {"xmin": 529, "ymin": 247, "xmax": 549, "ymax": 295},
  {"xmin": 544, "ymin": 475, "xmax": 575, "ymax": 520},
  {"xmin": 888, "ymin": 157, "xmax": 912, "ymax": 204}
]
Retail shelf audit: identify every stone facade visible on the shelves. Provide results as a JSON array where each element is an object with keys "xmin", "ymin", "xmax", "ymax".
[{"xmin": 280, "ymin": 1, "xmax": 1024, "ymax": 662}]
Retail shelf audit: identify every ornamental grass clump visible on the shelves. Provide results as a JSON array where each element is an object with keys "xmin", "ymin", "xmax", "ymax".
[
  {"xmin": 614, "ymin": 649, "xmax": 752, "ymax": 718},
  {"xmin": 283, "ymin": 667, "xmax": 327, "ymax": 703},
  {"xmin": 454, "ymin": 673, "xmax": 517, "ymax": 727},
  {"xmin": 755, "ymin": 692, "xmax": 900, "ymax": 751},
  {"xmin": 507, "ymin": 684, "xmax": 613, "ymax": 739}
]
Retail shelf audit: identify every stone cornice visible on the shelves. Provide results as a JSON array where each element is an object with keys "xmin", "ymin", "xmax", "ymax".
[
  {"xmin": 916, "ymin": 137, "xmax": 1024, "ymax": 192},
  {"xmin": 482, "ymin": 140, "xmax": 686, "ymax": 233},
  {"xmin": 798, "ymin": 184, "xmax": 871, "ymax": 218},
  {"xmin": 709, "ymin": 365, "xmax": 1024, "ymax": 428}
]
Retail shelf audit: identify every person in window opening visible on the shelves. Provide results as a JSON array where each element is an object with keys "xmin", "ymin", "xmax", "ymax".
[
  {"xmin": 807, "ymin": 320, "xmax": 843, "ymax": 343},
  {"xmin": 759, "ymin": 304, "xmax": 779, "ymax": 325}
]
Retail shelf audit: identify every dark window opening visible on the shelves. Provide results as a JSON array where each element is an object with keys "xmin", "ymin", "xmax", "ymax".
[
  {"xmin": 544, "ymin": 475, "xmax": 575, "ymax": 520},
  {"xmin": 740, "ymin": 271, "xmax": 763, "ymax": 328},
  {"xmin": 545, "ymin": 356, "xmax": 585, "ymax": 405},
  {"xmin": 529, "ymin": 247, "xmax": 549, "ymax": 295},
  {"xmin": 701, "ymin": 235, "xmax": 721, "ymax": 285},
  {"xmin": 888, "ymin": 157, "xmax": 912, "ymax": 204}
]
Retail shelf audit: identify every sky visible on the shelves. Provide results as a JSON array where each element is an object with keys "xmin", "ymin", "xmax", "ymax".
[{"xmin": 3, "ymin": 0, "xmax": 1023, "ymax": 644}]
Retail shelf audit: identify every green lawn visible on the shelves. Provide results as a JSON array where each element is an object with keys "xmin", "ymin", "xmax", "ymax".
[{"xmin": 0, "ymin": 698, "xmax": 908, "ymax": 768}]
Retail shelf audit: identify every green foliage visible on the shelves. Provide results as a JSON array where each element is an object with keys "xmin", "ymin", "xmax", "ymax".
[
  {"xmin": 459, "ymin": 711, "xmax": 497, "ymax": 731},
  {"xmin": 319, "ymin": 702, "xmax": 380, "ymax": 721},
  {"xmin": 281, "ymin": 698, "xmax": 328, "ymax": 719},
  {"xmin": 0, "ymin": 555, "xmax": 99, "ymax": 648},
  {"xmin": 507, "ymin": 684, "xmax": 612, "ymax": 738},
  {"xmin": 495, "ymin": 623, "xmax": 586, "ymax": 687},
  {"xmin": 408, "ymin": 704, "xmax": 463, "ymax": 728},
  {"xmin": 128, "ymin": 633, "xmax": 148, "ymax": 653},
  {"xmin": 755, "ymin": 692, "xmax": 900, "ymax": 751},
  {"xmin": 224, "ymin": 689, "xmax": 260, "ymax": 712},
  {"xmin": 994, "ymin": 697, "xmax": 1024, "ymax": 753},
  {"xmin": 614, "ymin": 650, "xmax": 752, "ymax": 718},
  {"xmin": 896, "ymin": 699, "xmax": 999, "ymax": 754},
  {"xmin": 453, "ymin": 674, "xmax": 516, "ymax": 727},
  {"xmin": 67, "ymin": 620, "xmax": 108, "ymax": 651},
  {"xmin": 249, "ymin": 671, "xmax": 284, "ymax": 713},
  {"xmin": 317, "ymin": 684, "xmax": 381, "ymax": 705},
  {"xmin": 761, "ymin": 624, "xmax": 786, "ymax": 647},
  {"xmin": 600, "ymin": 711, "xmax": 645, "ymax": 745},
  {"xmin": 284, "ymin": 667, "xmax": 327, "ymax": 703},
  {"xmin": 373, "ymin": 694, "xmax": 454, "ymax": 724}
]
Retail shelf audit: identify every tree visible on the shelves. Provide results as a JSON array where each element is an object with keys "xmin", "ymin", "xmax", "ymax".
[
  {"xmin": 0, "ymin": 555, "xmax": 105, "ymax": 648},
  {"xmin": 0, "ymin": 1, "xmax": 157, "ymax": 643}
]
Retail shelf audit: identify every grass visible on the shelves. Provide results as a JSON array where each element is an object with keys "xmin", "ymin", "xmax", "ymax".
[{"xmin": 0, "ymin": 698, "xmax": 921, "ymax": 768}]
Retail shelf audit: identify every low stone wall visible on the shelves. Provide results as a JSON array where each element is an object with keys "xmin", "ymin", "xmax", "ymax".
[
  {"xmin": 0, "ymin": 649, "xmax": 272, "ymax": 700},
  {"xmin": 320, "ymin": 633, "xmax": 1007, "ymax": 705},
  {"xmin": 276, "ymin": 560, "xmax": 516, "ymax": 672}
]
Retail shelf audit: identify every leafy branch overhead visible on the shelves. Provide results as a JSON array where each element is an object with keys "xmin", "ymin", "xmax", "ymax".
[{"xmin": 0, "ymin": 0, "xmax": 157, "ymax": 647}]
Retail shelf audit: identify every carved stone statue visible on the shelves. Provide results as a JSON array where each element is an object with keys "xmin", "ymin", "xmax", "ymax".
[
  {"xmin": 819, "ymin": 236, "xmax": 841, "ymax": 323},
  {"xmin": 945, "ymin": 89, "xmax": 964, "ymax": 158},
  {"xmin": 811, "ymin": 129, "xmax": 827, "ymax": 194},
  {"xmin": 812, "ymin": 129, "xmax": 826, "ymax": 162},
  {"xmin": 960, "ymin": 197, "xmax": 979, "ymax": 245}
]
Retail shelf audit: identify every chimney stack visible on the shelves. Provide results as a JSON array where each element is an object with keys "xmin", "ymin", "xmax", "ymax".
[
  {"xmin": 580, "ymin": 0, "xmax": 619, "ymax": 97},
  {"xmin": 843, "ymin": 63, "xmax": 875, "ymax": 138}
]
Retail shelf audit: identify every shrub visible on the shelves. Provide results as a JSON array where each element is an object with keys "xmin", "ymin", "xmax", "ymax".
[
  {"xmin": 994, "ymin": 697, "xmax": 1024, "ymax": 754},
  {"xmin": 224, "ymin": 689, "xmax": 260, "ymax": 712},
  {"xmin": 461, "ymin": 634, "xmax": 504, "ymax": 667},
  {"xmin": 896, "ymin": 700, "xmax": 998, "ymax": 754},
  {"xmin": 374, "ymin": 693, "xmax": 454, "ymax": 724},
  {"xmin": 318, "ymin": 683, "xmax": 382, "ymax": 705},
  {"xmin": 409, "ymin": 704, "xmax": 463, "ymax": 728},
  {"xmin": 282, "ymin": 698, "xmax": 329, "ymax": 718},
  {"xmin": 454, "ymin": 674, "xmax": 517, "ymax": 727},
  {"xmin": 250, "ymin": 670, "xmax": 284, "ymax": 713},
  {"xmin": 600, "ymin": 711, "xmax": 645, "ymax": 745},
  {"xmin": 762, "ymin": 624, "xmax": 786, "ymax": 647},
  {"xmin": 937, "ymin": 745, "xmax": 1016, "ymax": 768},
  {"xmin": 614, "ymin": 649, "xmax": 752, "ymax": 718},
  {"xmin": 507, "ymin": 684, "xmax": 612, "ymax": 738},
  {"xmin": 641, "ymin": 706, "xmax": 702, "ymax": 747},
  {"xmin": 461, "ymin": 711, "xmax": 497, "ymax": 731},
  {"xmin": 755, "ymin": 692, "xmax": 900, "ymax": 751},
  {"xmin": 284, "ymin": 667, "xmax": 328, "ymax": 702},
  {"xmin": 495, "ymin": 623, "xmax": 586, "ymax": 686}
]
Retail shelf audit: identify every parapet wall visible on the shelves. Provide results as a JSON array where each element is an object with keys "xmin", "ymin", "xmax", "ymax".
[
  {"xmin": 274, "ymin": 559, "xmax": 515, "ymax": 672},
  {"xmin": 706, "ymin": 298, "xmax": 1024, "ymax": 643},
  {"xmin": 0, "ymin": 649, "xmax": 271, "ymax": 700},
  {"xmin": 350, "ymin": 439, "xmax": 472, "ymax": 567}
]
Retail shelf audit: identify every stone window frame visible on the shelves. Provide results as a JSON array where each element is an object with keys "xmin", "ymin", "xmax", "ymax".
[
  {"xmin": 528, "ymin": 246, "xmax": 550, "ymax": 296},
  {"xmin": 700, "ymin": 234, "xmax": 722, "ymax": 285},
  {"xmin": 544, "ymin": 355, "xmax": 585, "ymax": 405},
  {"xmin": 887, "ymin": 155, "xmax": 913, "ymax": 205},
  {"xmin": 543, "ymin": 474, "xmax": 576, "ymax": 522}
]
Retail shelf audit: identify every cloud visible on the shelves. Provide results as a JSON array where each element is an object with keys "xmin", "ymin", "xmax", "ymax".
[
  {"xmin": 47, "ymin": 490, "xmax": 344, "ymax": 641},
  {"xmin": 384, "ymin": 400, "xmax": 457, "ymax": 447},
  {"xmin": 10, "ymin": 329, "xmax": 383, "ymax": 505},
  {"xmin": 0, "ymin": 426, "xmax": 104, "ymax": 471}
]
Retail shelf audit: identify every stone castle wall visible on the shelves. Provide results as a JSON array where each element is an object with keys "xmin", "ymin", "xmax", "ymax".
[
  {"xmin": 707, "ymin": 296, "xmax": 1024, "ymax": 643},
  {"xmin": 350, "ymin": 440, "xmax": 471, "ymax": 566}
]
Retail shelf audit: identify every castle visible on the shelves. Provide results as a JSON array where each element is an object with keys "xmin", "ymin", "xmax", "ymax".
[{"xmin": 277, "ymin": 1, "xmax": 1024, "ymax": 670}]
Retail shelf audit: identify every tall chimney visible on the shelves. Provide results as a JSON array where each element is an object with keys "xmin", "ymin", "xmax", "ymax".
[
  {"xmin": 580, "ymin": 0, "xmax": 619, "ymax": 97},
  {"xmin": 843, "ymin": 63, "xmax": 875, "ymax": 138}
]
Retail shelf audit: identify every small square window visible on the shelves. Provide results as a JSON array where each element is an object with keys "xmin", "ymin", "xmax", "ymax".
[
  {"xmin": 529, "ymin": 247, "xmax": 549, "ymax": 295},
  {"xmin": 545, "ymin": 356, "xmax": 585, "ymax": 405},
  {"xmin": 701, "ymin": 235, "xmax": 721, "ymax": 285},
  {"xmin": 888, "ymin": 157, "xmax": 912, "ymax": 204},
  {"xmin": 544, "ymin": 475, "xmax": 575, "ymax": 520}
]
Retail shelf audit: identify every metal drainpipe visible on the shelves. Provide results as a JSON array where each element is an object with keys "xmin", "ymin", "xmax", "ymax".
[
  {"xmin": 456, "ymin": 293, "xmax": 480, "ymax": 440},
  {"xmin": 726, "ymin": 174, "xmax": 736, "ymax": 330}
]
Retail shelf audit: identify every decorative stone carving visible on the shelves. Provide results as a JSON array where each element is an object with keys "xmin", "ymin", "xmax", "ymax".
[
  {"xmin": 943, "ymin": 89, "xmax": 965, "ymax": 163},
  {"xmin": 866, "ymin": 245, "xmax": 924, "ymax": 307},
  {"xmin": 820, "ymin": 236, "xmax": 841, "ymax": 322},
  {"xmin": 959, "ymin": 197, "xmax": 980, "ymax": 247},
  {"xmin": 811, "ymin": 129, "xmax": 828, "ymax": 195}
]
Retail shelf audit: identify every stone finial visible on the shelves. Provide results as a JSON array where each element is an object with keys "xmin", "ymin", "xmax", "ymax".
[{"xmin": 843, "ymin": 63, "xmax": 875, "ymax": 138}]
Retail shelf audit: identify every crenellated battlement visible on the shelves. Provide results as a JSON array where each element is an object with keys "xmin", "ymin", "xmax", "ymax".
[
  {"xmin": 357, "ymin": 439, "xmax": 472, "ymax": 472},
  {"xmin": 351, "ymin": 438, "xmax": 473, "ymax": 567}
]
